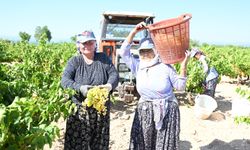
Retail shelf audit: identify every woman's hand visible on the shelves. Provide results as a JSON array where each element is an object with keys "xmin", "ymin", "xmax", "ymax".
[
  {"xmin": 127, "ymin": 22, "xmax": 147, "ymax": 44},
  {"xmin": 98, "ymin": 83, "xmax": 112, "ymax": 92},
  {"xmin": 80, "ymin": 85, "xmax": 94, "ymax": 96},
  {"xmin": 181, "ymin": 50, "xmax": 191, "ymax": 65},
  {"xmin": 180, "ymin": 50, "xmax": 191, "ymax": 77},
  {"xmin": 132, "ymin": 22, "xmax": 147, "ymax": 34}
]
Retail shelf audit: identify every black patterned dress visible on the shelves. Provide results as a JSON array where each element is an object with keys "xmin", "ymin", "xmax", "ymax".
[
  {"xmin": 61, "ymin": 53, "xmax": 119, "ymax": 150},
  {"xmin": 129, "ymin": 100, "xmax": 180, "ymax": 150}
]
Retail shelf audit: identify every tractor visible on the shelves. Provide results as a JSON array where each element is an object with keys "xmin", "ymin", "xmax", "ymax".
[{"xmin": 98, "ymin": 11, "xmax": 155, "ymax": 102}]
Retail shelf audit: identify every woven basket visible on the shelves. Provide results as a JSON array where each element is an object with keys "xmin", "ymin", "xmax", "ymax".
[{"xmin": 148, "ymin": 14, "xmax": 192, "ymax": 64}]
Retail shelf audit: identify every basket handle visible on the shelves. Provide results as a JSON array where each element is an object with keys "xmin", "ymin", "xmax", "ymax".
[
  {"xmin": 180, "ymin": 13, "xmax": 192, "ymax": 21},
  {"xmin": 142, "ymin": 23, "xmax": 150, "ymax": 38},
  {"xmin": 147, "ymin": 13, "xmax": 192, "ymax": 31},
  {"xmin": 145, "ymin": 16, "xmax": 152, "ymax": 25}
]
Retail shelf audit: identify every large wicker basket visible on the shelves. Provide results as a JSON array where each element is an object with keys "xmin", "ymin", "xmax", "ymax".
[{"xmin": 148, "ymin": 14, "xmax": 192, "ymax": 64}]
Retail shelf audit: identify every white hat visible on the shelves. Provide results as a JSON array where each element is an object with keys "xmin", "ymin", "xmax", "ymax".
[
  {"xmin": 138, "ymin": 38, "xmax": 155, "ymax": 51},
  {"xmin": 190, "ymin": 47, "xmax": 201, "ymax": 58},
  {"xmin": 76, "ymin": 31, "xmax": 96, "ymax": 43}
]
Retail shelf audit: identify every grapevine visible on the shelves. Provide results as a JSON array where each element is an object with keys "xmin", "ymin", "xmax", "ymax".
[
  {"xmin": 234, "ymin": 87, "xmax": 250, "ymax": 124},
  {"xmin": 82, "ymin": 87, "xmax": 109, "ymax": 115}
]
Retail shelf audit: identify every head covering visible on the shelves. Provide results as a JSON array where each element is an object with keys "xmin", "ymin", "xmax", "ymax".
[
  {"xmin": 138, "ymin": 38, "xmax": 155, "ymax": 52},
  {"xmin": 139, "ymin": 54, "xmax": 160, "ymax": 70},
  {"xmin": 138, "ymin": 38, "xmax": 160, "ymax": 69},
  {"xmin": 76, "ymin": 30, "xmax": 96, "ymax": 43},
  {"xmin": 190, "ymin": 47, "xmax": 201, "ymax": 58}
]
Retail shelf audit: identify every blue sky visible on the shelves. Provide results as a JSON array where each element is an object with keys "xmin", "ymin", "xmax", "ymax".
[{"xmin": 1, "ymin": 0, "xmax": 249, "ymax": 46}]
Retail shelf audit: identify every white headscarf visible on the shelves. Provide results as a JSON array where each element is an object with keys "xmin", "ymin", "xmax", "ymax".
[
  {"xmin": 139, "ymin": 54, "xmax": 160, "ymax": 70},
  {"xmin": 138, "ymin": 38, "xmax": 161, "ymax": 69}
]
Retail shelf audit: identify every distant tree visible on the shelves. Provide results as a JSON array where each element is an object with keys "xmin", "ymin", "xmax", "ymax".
[
  {"xmin": 70, "ymin": 35, "xmax": 77, "ymax": 42},
  {"xmin": 202, "ymin": 43, "xmax": 209, "ymax": 47},
  {"xmin": 19, "ymin": 32, "xmax": 31, "ymax": 42},
  {"xmin": 190, "ymin": 39, "xmax": 200, "ymax": 47},
  {"xmin": 34, "ymin": 26, "xmax": 52, "ymax": 42},
  {"xmin": 0, "ymin": 38, "xmax": 12, "ymax": 44}
]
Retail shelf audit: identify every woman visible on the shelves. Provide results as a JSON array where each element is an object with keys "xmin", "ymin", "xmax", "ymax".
[
  {"xmin": 61, "ymin": 30, "xmax": 119, "ymax": 150},
  {"xmin": 190, "ymin": 48, "xmax": 219, "ymax": 98},
  {"xmin": 119, "ymin": 22, "xmax": 190, "ymax": 150}
]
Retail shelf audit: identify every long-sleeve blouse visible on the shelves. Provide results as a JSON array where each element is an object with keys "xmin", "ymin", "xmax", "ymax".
[
  {"xmin": 199, "ymin": 55, "xmax": 219, "ymax": 82},
  {"xmin": 119, "ymin": 40, "xmax": 187, "ymax": 100},
  {"xmin": 61, "ymin": 52, "xmax": 119, "ymax": 104}
]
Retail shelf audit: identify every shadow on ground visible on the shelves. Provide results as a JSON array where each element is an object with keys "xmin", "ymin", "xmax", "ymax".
[
  {"xmin": 180, "ymin": 140, "xmax": 192, "ymax": 150},
  {"xmin": 110, "ymin": 100, "xmax": 137, "ymax": 115},
  {"xmin": 215, "ymin": 95, "xmax": 232, "ymax": 113},
  {"xmin": 175, "ymin": 92, "xmax": 196, "ymax": 106},
  {"xmin": 200, "ymin": 139, "xmax": 250, "ymax": 150},
  {"xmin": 180, "ymin": 139, "xmax": 250, "ymax": 150}
]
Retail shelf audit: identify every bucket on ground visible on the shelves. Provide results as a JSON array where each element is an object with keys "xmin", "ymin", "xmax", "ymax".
[
  {"xmin": 147, "ymin": 13, "xmax": 192, "ymax": 64},
  {"xmin": 194, "ymin": 94, "xmax": 217, "ymax": 119}
]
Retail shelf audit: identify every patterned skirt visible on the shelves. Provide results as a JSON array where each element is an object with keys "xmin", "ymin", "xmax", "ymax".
[
  {"xmin": 129, "ymin": 101, "xmax": 180, "ymax": 150},
  {"xmin": 64, "ymin": 102, "xmax": 110, "ymax": 150}
]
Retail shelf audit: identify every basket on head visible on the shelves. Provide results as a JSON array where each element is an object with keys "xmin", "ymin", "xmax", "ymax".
[{"xmin": 147, "ymin": 14, "xmax": 192, "ymax": 64}]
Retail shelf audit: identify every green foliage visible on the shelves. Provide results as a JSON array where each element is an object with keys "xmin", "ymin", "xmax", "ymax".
[
  {"xmin": 19, "ymin": 32, "xmax": 31, "ymax": 42},
  {"xmin": 70, "ymin": 35, "xmax": 77, "ymax": 42},
  {"xmin": 174, "ymin": 59, "xmax": 205, "ymax": 94},
  {"xmin": 234, "ymin": 87, "xmax": 250, "ymax": 125},
  {"xmin": 234, "ymin": 116, "xmax": 250, "ymax": 125},
  {"xmin": 236, "ymin": 87, "xmax": 250, "ymax": 101},
  {"xmin": 0, "ymin": 91, "xmax": 76, "ymax": 149},
  {"xmin": 0, "ymin": 41, "xmax": 77, "ymax": 149},
  {"xmin": 186, "ymin": 60, "xmax": 206, "ymax": 93},
  {"xmin": 201, "ymin": 46, "xmax": 250, "ymax": 78},
  {"xmin": 190, "ymin": 39, "xmax": 200, "ymax": 47},
  {"xmin": 0, "ymin": 40, "xmax": 14, "ymax": 62},
  {"xmin": 34, "ymin": 26, "xmax": 52, "ymax": 42}
]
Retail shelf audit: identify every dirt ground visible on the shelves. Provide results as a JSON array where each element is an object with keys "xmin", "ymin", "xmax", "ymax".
[{"xmin": 45, "ymin": 76, "xmax": 250, "ymax": 150}]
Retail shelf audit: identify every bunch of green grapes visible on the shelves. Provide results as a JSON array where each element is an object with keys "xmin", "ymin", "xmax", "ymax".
[{"xmin": 82, "ymin": 87, "xmax": 109, "ymax": 115}]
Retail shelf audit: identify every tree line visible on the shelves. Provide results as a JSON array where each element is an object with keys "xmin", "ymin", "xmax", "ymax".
[{"xmin": 19, "ymin": 26, "xmax": 52, "ymax": 42}]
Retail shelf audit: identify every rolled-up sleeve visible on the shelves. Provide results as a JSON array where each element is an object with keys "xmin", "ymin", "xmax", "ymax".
[
  {"xmin": 119, "ymin": 40, "xmax": 139, "ymax": 74},
  {"xmin": 168, "ymin": 66, "xmax": 187, "ymax": 91}
]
